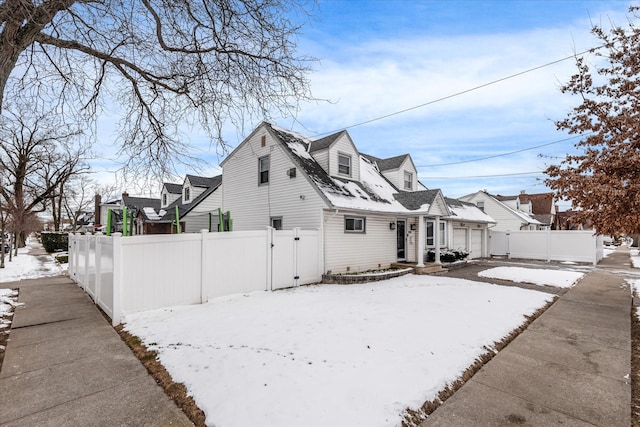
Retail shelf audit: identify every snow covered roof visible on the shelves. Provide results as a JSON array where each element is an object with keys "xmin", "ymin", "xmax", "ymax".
[
  {"xmin": 270, "ymin": 125, "xmax": 489, "ymax": 221},
  {"xmin": 445, "ymin": 198, "xmax": 496, "ymax": 223}
]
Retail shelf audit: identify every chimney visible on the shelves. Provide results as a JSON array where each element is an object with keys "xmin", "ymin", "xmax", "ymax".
[
  {"xmin": 122, "ymin": 192, "xmax": 129, "ymax": 198},
  {"xmin": 94, "ymin": 194, "xmax": 102, "ymax": 226}
]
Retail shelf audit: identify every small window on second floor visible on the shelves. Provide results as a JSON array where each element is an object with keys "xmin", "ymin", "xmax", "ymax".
[
  {"xmin": 259, "ymin": 155, "xmax": 270, "ymax": 185},
  {"xmin": 162, "ymin": 193, "xmax": 167, "ymax": 206},
  {"xmin": 338, "ymin": 153, "xmax": 351, "ymax": 176},
  {"xmin": 404, "ymin": 171, "xmax": 413, "ymax": 190},
  {"xmin": 184, "ymin": 187, "xmax": 190, "ymax": 201},
  {"xmin": 477, "ymin": 201, "xmax": 485, "ymax": 212}
]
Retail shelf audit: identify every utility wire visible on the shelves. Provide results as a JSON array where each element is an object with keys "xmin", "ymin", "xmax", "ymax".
[
  {"xmin": 416, "ymin": 133, "xmax": 590, "ymax": 167},
  {"xmin": 420, "ymin": 171, "xmax": 543, "ymax": 180},
  {"xmin": 314, "ymin": 46, "xmax": 603, "ymax": 137}
]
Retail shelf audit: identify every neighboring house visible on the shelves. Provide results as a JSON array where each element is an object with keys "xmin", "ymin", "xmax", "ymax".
[
  {"xmin": 97, "ymin": 175, "xmax": 223, "ymax": 235},
  {"xmin": 220, "ymin": 122, "xmax": 494, "ymax": 274},
  {"xmin": 157, "ymin": 174, "xmax": 224, "ymax": 233},
  {"xmin": 459, "ymin": 190, "xmax": 545, "ymax": 231},
  {"xmin": 496, "ymin": 191, "xmax": 556, "ymax": 229},
  {"xmin": 556, "ymin": 209, "xmax": 591, "ymax": 231}
]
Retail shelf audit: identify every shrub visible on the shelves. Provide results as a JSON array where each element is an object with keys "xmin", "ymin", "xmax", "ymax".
[
  {"xmin": 426, "ymin": 249, "xmax": 469, "ymax": 263},
  {"xmin": 41, "ymin": 232, "xmax": 69, "ymax": 253},
  {"xmin": 55, "ymin": 254, "xmax": 69, "ymax": 264}
]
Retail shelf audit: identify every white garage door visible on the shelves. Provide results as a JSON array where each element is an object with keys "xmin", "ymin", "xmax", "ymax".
[
  {"xmin": 452, "ymin": 228, "xmax": 467, "ymax": 251},
  {"xmin": 470, "ymin": 229, "xmax": 483, "ymax": 259}
]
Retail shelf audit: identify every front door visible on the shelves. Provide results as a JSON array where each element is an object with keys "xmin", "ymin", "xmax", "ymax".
[{"xmin": 397, "ymin": 219, "xmax": 406, "ymax": 261}]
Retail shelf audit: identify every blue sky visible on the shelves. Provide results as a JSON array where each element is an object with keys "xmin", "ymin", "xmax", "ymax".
[{"xmin": 98, "ymin": 0, "xmax": 632, "ymax": 207}]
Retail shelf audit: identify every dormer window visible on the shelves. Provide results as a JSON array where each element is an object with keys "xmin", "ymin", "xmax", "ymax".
[
  {"xmin": 162, "ymin": 193, "xmax": 167, "ymax": 206},
  {"xmin": 184, "ymin": 187, "xmax": 190, "ymax": 201},
  {"xmin": 404, "ymin": 171, "xmax": 413, "ymax": 190},
  {"xmin": 338, "ymin": 153, "xmax": 351, "ymax": 176}
]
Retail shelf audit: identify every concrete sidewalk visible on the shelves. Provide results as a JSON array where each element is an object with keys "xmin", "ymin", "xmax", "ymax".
[
  {"xmin": 422, "ymin": 248, "xmax": 632, "ymax": 426},
  {"xmin": 0, "ymin": 275, "xmax": 192, "ymax": 426}
]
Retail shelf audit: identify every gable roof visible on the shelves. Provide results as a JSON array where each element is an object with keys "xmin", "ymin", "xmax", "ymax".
[
  {"xmin": 376, "ymin": 154, "xmax": 410, "ymax": 171},
  {"xmin": 163, "ymin": 183, "xmax": 182, "ymax": 194},
  {"xmin": 186, "ymin": 174, "xmax": 219, "ymax": 188},
  {"xmin": 308, "ymin": 131, "xmax": 344, "ymax": 152},
  {"xmin": 393, "ymin": 190, "xmax": 440, "ymax": 211},
  {"xmin": 361, "ymin": 153, "xmax": 412, "ymax": 172},
  {"xmin": 122, "ymin": 195, "xmax": 161, "ymax": 211}
]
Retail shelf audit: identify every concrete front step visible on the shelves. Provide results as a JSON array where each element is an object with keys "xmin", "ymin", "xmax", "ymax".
[{"xmin": 391, "ymin": 263, "xmax": 446, "ymax": 275}]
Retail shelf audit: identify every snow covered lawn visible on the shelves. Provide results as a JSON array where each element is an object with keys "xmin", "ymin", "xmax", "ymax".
[
  {"xmin": 478, "ymin": 267, "xmax": 585, "ymax": 288},
  {"xmin": 124, "ymin": 274, "xmax": 553, "ymax": 426}
]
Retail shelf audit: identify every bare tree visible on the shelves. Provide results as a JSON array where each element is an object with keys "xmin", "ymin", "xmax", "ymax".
[
  {"xmin": 0, "ymin": 0, "xmax": 316, "ymax": 178},
  {"xmin": 0, "ymin": 104, "xmax": 90, "ymax": 246},
  {"xmin": 545, "ymin": 7, "xmax": 640, "ymax": 236},
  {"xmin": 62, "ymin": 175, "xmax": 96, "ymax": 232}
]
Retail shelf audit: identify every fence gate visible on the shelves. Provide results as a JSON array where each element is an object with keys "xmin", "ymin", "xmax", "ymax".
[{"xmin": 270, "ymin": 228, "xmax": 321, "ymax": 290}]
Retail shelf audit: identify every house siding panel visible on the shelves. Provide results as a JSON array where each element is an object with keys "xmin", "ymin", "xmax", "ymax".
[
  {"xmin": 323, "ymin": 211, "xmax": 396, "ymax": 274},
  {"xmin": 222, "ymin": 128, "xmax": 326, "ymax": 231}
]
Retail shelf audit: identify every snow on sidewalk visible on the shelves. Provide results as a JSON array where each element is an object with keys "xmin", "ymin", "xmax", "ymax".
[
  {"xmin": 0, "ymin": 243, "xmax": 65, "ymax": 283},
  {"xmin": 478, "ymin": 266, "xmax": 585, "ymax": 288},
  {"xmin": 124, "ymin": 274, "xmax": 553, "ymax": 427}
]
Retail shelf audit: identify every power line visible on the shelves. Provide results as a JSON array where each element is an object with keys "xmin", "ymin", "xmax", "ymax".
[
  {"xmin": 314, "ymin": 46, "xmax": 603, "ymax": 137},
  {"xmin": 419, "ymin": 171, "xmax": 543, "ymax": 180},
  {"xmin": 416, "ymin": 133, "xmax": 589, "ymax": 167}
]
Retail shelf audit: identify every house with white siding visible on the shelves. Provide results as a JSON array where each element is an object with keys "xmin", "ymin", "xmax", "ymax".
[
  {"xmin": 155, "ymin": 175, "xmax": 224, "ymax": 233},
  {"xmin": 459, "ymin": 190, "xmax": 544, "ymax": 231},
  {"xmin": 220, "ymin": 122, "xmax": 494, "ymax": 274}
]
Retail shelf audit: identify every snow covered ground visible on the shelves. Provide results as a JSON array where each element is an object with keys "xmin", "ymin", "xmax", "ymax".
[
  {"xmin": 124, "ymin": 274, "xmax": 553, "ymax": 426},
  {"xmin": 477, "ymin": 267, "xmax": 585, "ymax": 288},
  {"xmin": 631, "ymin": 249, "xmax": 640, "ymax": 268},
  {"xmin": 0, "ymin": 243, "xmax": 65, "ymax": 283}
]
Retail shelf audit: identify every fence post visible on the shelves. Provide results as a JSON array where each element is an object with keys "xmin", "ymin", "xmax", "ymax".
[
  {"xmin": 82, "ymin": 234, "xmax": 90, "ymax": 290},
  {"xmin": 266, "ymin": 226, "xmax": 273, "ymax": 291},
  {"xmin": 112, "ymin": 233, "xmax": 123, "ymax": 326},
  {"xmin": 200, "ymin": 229, "xmax": 208, "ymax": 303},
  {"xmin": 68, "ymin": 234, "xmax": 75, "ymax": 281},
  {"xmin": 94, "ymin": 232, "xmax": 103, "ymax": 305},
  {"xmin": 293, "ymin": 227, "xmax": 300, "ymax": 287}
]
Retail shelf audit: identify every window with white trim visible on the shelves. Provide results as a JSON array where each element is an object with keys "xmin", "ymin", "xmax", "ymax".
[
  {"xmin": 426, "ymin": 220, "xmax": 446, "ymax": 247},
  {"xmin": 404, "ymin": 171, "xmax": 413, "ymax": 190},
  {"xmin": 338, "ymin": 153, "xmax": 351, "ymax": 176},
  {"xmin": 476, "ymin": 201, "xmax": 485, "ymax": 212},
  {"xmin": 184, "ymin": 187, "xmax": 190, "ymax": 202},
  {"xmin": 259, "ymin": 155, "xmax": 270, "ymax": 185},
  {"xmin": 344, "ymin": 216, "xmax": 365, "ymax": 233},
  {"xmin": 162, "ymin": 193, "xmax": 167, "ymax": 206}
]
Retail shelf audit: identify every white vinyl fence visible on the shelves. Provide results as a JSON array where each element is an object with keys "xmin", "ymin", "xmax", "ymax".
[
  {"xmin": 69, "ymin": 228, "xmax": 322, "ymax": 326},
  {"xmin": 489, "ymin": 230, "xmax": 604, "ymax": 265}
]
